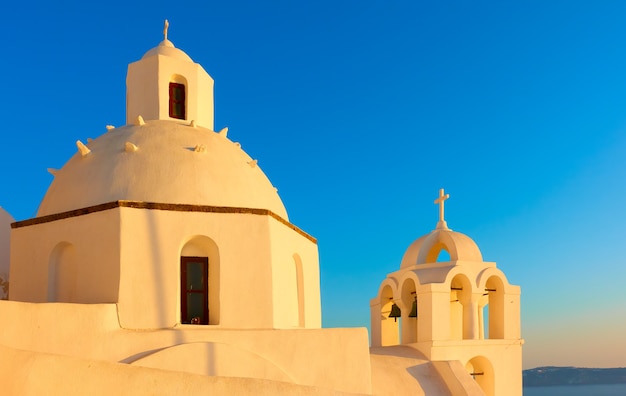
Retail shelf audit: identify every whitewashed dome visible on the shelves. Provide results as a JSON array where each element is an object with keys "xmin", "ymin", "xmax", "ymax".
[
  {"xmin": 400, "ymin": 228, "xmax": 483, "ymax": 268},
  {"xmin": 142, "ymin": 39, "xmax": 193, "ymax": 62},
  {"xmin": 37, "ymin": 120, "xmax": 288, "ymax": 219}
]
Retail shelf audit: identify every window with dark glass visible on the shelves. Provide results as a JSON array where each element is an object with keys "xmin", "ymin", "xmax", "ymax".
[
  {"xmin": 181, "ymin": 256, "xmax": 208, "ymax": 324},
  {"xmin": 169, "ymin": 82, "xmax": 186, "ymax": 119}
]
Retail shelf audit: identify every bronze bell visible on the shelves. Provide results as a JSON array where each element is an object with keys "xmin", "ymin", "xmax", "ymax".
[
  {"xmin": 409, "ymin": 300, "xmax": 417, "ymax": 318},
  {"xmin": 388, "ymin": 303, "xmax": 401, "ymax": 322}
]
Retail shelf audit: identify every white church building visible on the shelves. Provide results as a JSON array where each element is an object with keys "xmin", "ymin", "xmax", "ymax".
[{"xmin": 0, "ymin": 23, "xmax": 522, "ymax": 395}]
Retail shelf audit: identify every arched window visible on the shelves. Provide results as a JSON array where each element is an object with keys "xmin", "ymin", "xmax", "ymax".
[
  {"xmin": 181, "ymin": 256, "xmax": 208, "ymax": 324},
  {"xmin": 180, "ymin": 236, "xmax": 220, "ymax": 325},
  {"xmin": 169, "ymin": 82, "xmax": 186, "ymax": 119}
]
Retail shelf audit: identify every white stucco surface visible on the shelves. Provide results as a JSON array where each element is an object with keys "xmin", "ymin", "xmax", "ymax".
[
  {"xmin": 0, "ymin": 344, "xmax": 366, "ymax": 396},
  {"xmin": 0, "ymin": 301, "xmax": 372, "ymax": 394},
  {"xmin": 37, "ymin": 121, "xmax": 288, "ymax": 219},
  {"xmin": 126, "ymin": 37, "xmax": 215, "ymax": 130},
  {"xmin": 11, "ymin": 204, "xmax": 318, "ymax": 330}
]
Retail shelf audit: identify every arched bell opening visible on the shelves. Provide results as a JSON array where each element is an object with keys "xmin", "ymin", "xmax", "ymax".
[
  {"xmin": 465, "ymin": 356, "xmax": 494, "ymax": 396},
  {"xmin": 450, "ymin": 273, "xmax": 473, "ymax": 340},
  {"xmin": 484, "ymin": 276, "xmax": 505, "ymax": 339},
  {"xmin": 400, "ymin": 278, "xmax": 418, "ymax": 344},
  {"xmin": 424, "ymin": 241, "xmax": 453, "ymax": 263},
  {"xmin": 380, "ymin": 284, "xmax": 400, "ymax": 346},
  {"xmin": 435, "ymin": 248, "xmax": 451, "ymax": 263},
  {"xmin": 479, "ymin": 290, "xmax": 489, "ymax": 340},
  {"xmin": 180, "ymin": 236, "xmax": 220, "ymax": 325}
]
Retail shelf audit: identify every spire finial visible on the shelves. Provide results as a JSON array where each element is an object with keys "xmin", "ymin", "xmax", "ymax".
[
  {"xmin": 434, "ymin": 188, "xmax": 450, "ymax": 230},
  {"xmin": 163, "ymin": 19, "xmax": 169, "ymax": 41}
]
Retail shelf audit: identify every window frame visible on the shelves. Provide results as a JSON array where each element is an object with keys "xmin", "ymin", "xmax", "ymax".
[
  {"xmin": 169, "ymin": 82, "xmax": 186, "ymax": 120},
  {"xmin": 180, "ymin": 256, "xmax": 209, "ymax": 325}
]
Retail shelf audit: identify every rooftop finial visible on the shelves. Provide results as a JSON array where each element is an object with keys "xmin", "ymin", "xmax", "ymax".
[
  {"xmin": 434, "ymin": 188, "xmax": 450, "ymax": 230},
  {"xmin": 163, "ymin": 19, "xmax": 169, "ymax": 41}
]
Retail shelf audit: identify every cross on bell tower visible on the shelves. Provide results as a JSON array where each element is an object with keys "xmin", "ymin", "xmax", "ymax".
[{"xmin": 434, "ymin": 188, "xmax": 450, "ymax": 230}]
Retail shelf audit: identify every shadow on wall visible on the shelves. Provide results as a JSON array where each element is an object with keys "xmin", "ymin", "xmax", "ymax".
[{"xmin": 0, "ymin": 275, "xmax": 7, "ymax": 300}]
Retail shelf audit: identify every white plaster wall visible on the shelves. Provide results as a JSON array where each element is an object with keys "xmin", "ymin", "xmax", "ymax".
[
  {"xmin": 9, "ymin": 210, "xmax": 121, "ymax": 303},
  {"xmin": 424, "ymin": 340, "xmax": 523, "ymax": 396},
  {"xmin": 0, "ymin": 343, "xmax": 361, "ymax": 396},
  {"xmin": 268, "ymin": 218, "xmax": 321, "ymax": 329},
  {"xmin": 0, "ymin": 300, "xmax": 372, "ymax": 395},
  {"xmin": 11, "ymin": 205, "xmax": 318, "ymax": 330},
  {"xmin": 126, "ymin": 52, "xmax": 214, "ymax": 130},
  {"xmin": 126, "ymin": 55, "xmax": 160, "ymax": 123},
  {"xmin": 370, "ymin": 347, "xmax": 452, "ymax": 396},
  {"xmin": 131, "ymin": 342, "xmax": 294, "ymax": 381},
  {"xmin": 117, "ymin": 208, "xmax": 276, "ymax": 329}
]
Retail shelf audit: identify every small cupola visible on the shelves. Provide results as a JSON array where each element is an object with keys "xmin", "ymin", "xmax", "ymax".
[{"xmin": 126, "ymin": 20, "xmax": 215, "ymax": 130}]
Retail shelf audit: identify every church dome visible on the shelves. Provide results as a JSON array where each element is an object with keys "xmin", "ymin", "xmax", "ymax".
[
  {"xmin": 142, "ymin": 39, "xmax": 193, "ymax": 62},
  {"xmin": 37, "ymin": 120, "xmax": 288, "ymax": 219},
  {"xmin": 400, "ymin": 228, "xmax": 483, "ymax": 268}
]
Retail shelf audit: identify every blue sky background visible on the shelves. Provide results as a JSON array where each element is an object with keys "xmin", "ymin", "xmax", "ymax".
[{"xmin": 1, "ymin": 1, "xmax": 625, "ymax": 369}]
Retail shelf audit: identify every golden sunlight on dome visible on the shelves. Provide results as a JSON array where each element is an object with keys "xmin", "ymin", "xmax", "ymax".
[{"xmin": 37, "ymin": 121, "xmax": 288, "ymax": 219}]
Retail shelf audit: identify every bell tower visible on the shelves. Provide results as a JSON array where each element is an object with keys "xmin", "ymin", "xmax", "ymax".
[
  {"xmin": 370, "ymin": 189, "xmax": 523, "ymax": 396},
  {"xmin": 126, "ymin": 20, "xmax": 215, "ymax": 130}
]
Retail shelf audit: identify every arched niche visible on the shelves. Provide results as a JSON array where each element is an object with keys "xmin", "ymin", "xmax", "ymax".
[
  {"xmin": 47, "ymin": 242, "xmax": 78, "ymax": 302},
  {"xmin": 293, "ymin": 253, "xmax": 305, "ymax": 327},
  {"xmin": 465, "ymin": 356, "xmax": 494, "ymax": 396},
  {"xmin": 400, "ymin": 277, "xmax": 418, "ymax": 343},
  {"xmin": 180, "ymin": 236, "xmax": 220, "ymax": 325},
  {"xmin": 380, "ymin": 284, "xmax": 400, "ymax": 346},
  {"xmin": 449, "ymin": 273, "xmax": 472, "ymax": 340}
]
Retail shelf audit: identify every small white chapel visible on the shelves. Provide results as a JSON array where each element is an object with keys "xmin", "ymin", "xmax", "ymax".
[{"xmin": 0, "ymin": 22, "xmax": 522, "ymax": 396}]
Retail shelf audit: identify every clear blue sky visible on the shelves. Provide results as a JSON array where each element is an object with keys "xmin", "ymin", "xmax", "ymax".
[{"xmin": 1, "ymin": 1, "xmax": 625, "ymax": 370}]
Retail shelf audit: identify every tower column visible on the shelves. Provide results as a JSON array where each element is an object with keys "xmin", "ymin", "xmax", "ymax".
[{"xmin": 464, "ymin": 296, "xmax": 480, "ymax": 340}]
